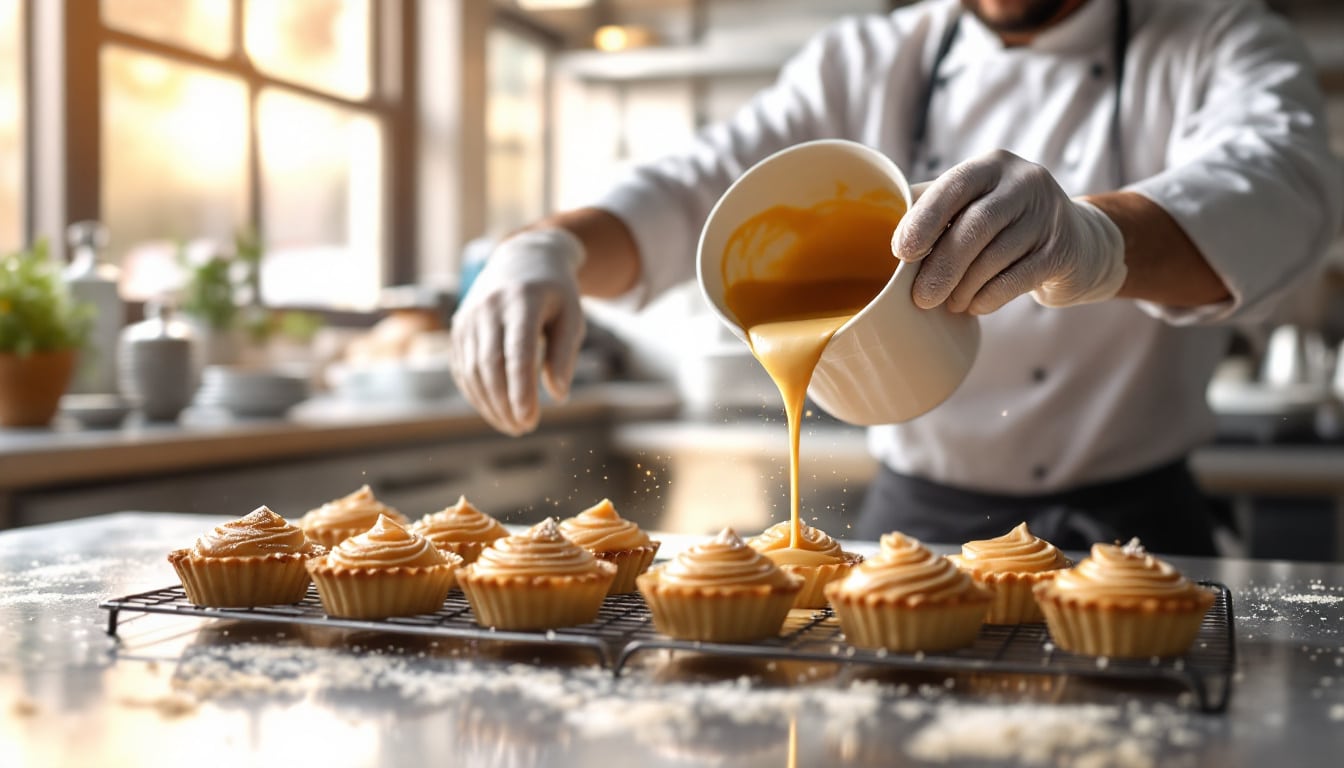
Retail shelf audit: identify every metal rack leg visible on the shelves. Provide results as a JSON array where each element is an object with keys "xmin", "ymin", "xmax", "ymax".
[{"xmin": 105, "ymin": 608, "xmax": 120, "ymax": 637}]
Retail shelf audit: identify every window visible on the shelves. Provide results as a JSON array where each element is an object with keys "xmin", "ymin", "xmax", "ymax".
[
  {"xmin": 0, "ymin": 0, "xmax": 21, "ymax": 253},
  {"xmin": 94, "ymin": 0, "xmax": 395, "ymax": 309},
  {"xmin": 486, "ymin": 24, "xmax": 548, "ymax": 237}
]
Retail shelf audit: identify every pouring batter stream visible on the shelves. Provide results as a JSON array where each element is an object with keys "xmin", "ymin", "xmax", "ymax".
[{"xmin": 722, "ymin": 189, "xmax": 906, "ymax": 550}]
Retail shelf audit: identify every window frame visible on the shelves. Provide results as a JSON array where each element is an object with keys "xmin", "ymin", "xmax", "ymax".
[
  {"xmin": 485, "ymin": 11, "xmax": 558, "ymax": 235},
  {"xmin": 29, "ymin": 0, "xmax": 419, "ymax": 305}
]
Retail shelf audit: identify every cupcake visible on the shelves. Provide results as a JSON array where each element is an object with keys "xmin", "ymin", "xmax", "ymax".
[
  {"xmin": 299, "ymin": 485, "xmax": 408, "ymax": 547},
  {"xmin": 306, "ymin": 514, "xmax": 461, "ymax": 619},
  {"xmin": 456, "ymin": 518, "xmax": 617, "ymax": 630},
  {"xmin": 947, "ymin": 522, "xmax": 1071, "ymax": 624},
  {"xmin": 1034, "ymin": 538, "xmax": 1215, "ymax": 658},
  {"xmin": 748, "ymin": 521, "xmax": 863, "ymax": 609},
  {"xmin": 559, "ymin": 499, "xmax": 660, "ymax": 594},
  {"xmin": 168, "ymin": 506, "xmax": 324, "ymax": 607},
  {"xmin": 824, "ymin": 531, "xmax": 992, "ymax": 652},
  {"xmin": 636, "ymin": 528, "xmax": 803, "ymax": 643},
  {"xmin": 410, "ymin": 495, "xmax": 509, "ymax": 564}
]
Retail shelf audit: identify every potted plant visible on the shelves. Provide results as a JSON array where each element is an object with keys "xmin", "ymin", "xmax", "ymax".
[
  {"xmin": 179, "ymin": 228, "xmax": 269, "ymax": 366},
  {"xmin": 0, "ymin": 239, "xmax": 93, "ymax": 426}
]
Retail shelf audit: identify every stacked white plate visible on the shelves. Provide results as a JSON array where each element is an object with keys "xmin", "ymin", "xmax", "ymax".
[
  {"xmin": 325, "ymin": 360, "xmax": 456, "ymax": 402},
  {"xmin": 195, "ymin": 365, "xmax": 310, "ymax": 418}
]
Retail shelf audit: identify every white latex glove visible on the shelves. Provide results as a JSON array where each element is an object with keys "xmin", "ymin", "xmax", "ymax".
[
  {"xmin": 892, "ymin": 149, "xmax": 1127, "ymax": 315},
  {"xmin": 449, "ymin": 228, "xmax": 586, "ymax": 436}
]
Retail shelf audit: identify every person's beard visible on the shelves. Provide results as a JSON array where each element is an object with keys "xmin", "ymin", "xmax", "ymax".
[{"xmin": 960, "ymin": 0, "xmax": 1078, "ymax": 34}]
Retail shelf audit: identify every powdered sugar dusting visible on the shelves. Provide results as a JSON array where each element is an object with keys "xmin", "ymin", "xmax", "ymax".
[
  {"xmin": 710, "ymin": 528, "xmax": 745, "ymax": 548},
  {"xmin": 1120, "ymin": 538, "xmax": 1147, "ymax": 558},
  {"xmin": 526, "ymin": 517, "xmax": 564, "ymax": 541}
]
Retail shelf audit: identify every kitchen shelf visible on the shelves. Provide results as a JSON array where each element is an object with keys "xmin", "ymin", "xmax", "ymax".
[{"xmin": 101, "ymin": 581, "xmax": 1236, "ymax": 712}]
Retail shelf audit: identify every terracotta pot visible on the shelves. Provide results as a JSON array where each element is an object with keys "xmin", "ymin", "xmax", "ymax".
[{"xmin": 0, "ymin": 349, "xmax": 77, "ymax": 427}]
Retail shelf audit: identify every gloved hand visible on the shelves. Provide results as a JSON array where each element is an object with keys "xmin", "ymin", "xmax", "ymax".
[
  {"xmin": 892, "ymin": 149, "xmax": 1127, "ymax": 314},
  {"xmin": 448, "ymin": 228, "xmax": 587, "ymax": 436}
]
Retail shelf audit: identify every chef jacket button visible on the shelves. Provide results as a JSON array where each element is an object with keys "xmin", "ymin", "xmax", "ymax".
[
  {"xmin": 1032, "ymin": 367, "xmax": 1047, "ymax": 383},
  {"xmin": 1090, "ymin": 62, "xmax": 1105, "ymax": 79},
  {"xmin": 1033, "ymin": 465, "xmax": 1048, "ymax": 480}
]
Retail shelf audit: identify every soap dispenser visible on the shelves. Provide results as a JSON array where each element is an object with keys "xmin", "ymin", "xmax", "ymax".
[{"xmin": 64, "ymin": 220, "xmax": 124, "ymax": 394}]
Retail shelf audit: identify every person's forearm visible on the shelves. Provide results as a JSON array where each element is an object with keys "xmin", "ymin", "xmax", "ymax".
[
  {"xmin": 1084, "ymin": 191, "xmax": 1231, "ymax": 308},
  {"xmin": 535, "ymin": 208, "xmax": 642, "ymax": 299}
]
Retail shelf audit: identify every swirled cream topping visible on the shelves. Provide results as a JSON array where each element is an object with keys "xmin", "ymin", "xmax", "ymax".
[
  {"xmin": 748, "ymin": 521, "xmax": 847, "ymax": 567},
  {"xmin": 326, "ymin": 514, "xmax": 447, "ymax": 569},
  {"xmin": 953, "ymin": 522, "xmax": 1069, "ymax": 574},
  {"xmin": 559, "ymin": 499, "xmax": 651, "ymax": 552},
  {"xmin": 194, "ymin": 506, "xmax": 312, "ymax": 558},
  {"xmin": 1051, "ymin": 538, "xmax": 1199, "ymax": 599},
  {"xmin": 833, "ymin": 532, "xmax": 980, "ymax": 603},
  {"xmin": 412, "ymin": 496, "xmax": 508, "ymax": 543},
  {"xmin": 654, "ymin": 528, "xmax": 796, "ymax": 588},
  {"xmin": 471, "ymin": 518, "xmax": 601, "ymax": 577},
  {"xmin": 302, "ymin": 485, "xmax": 407, "ymax": 530}
]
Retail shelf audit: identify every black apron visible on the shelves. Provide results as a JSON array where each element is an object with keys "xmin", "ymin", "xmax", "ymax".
[
  {"xmin": 858, "ymin": 0, "xmax": 1219, "ymax": 557},
  {"xmin": 855, "ymin": 460, "xmax": 1220, "ymax": 556}
]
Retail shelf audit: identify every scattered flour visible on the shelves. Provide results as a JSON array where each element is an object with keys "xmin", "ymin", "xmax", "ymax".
[
  {"xmin": 904, "ymin": 702, "xmax": 1201, "ymax": 767},
  {"xmin": 139, "ymin": 635, "xmax": 1212, "ymax": 762},
  {"xmin": 1279, "ymin": 594, "xmax": 1344, "ymax": 607}
]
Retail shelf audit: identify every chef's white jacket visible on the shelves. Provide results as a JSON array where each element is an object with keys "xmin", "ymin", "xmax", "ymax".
[{"xmin": 594, "ymin": 0, "xmax": 1344, "ymax": 494}]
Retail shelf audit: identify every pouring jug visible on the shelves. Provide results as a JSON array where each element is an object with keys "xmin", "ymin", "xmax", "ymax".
[{"xmin": 696, "ymin": 139, "xmax": 979, "ymax": 426}]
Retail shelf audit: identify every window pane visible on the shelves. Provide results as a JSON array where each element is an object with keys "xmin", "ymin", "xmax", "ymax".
[
  {"xmin": 486, "ymin": 27, "xmax": 547, "ymax": 236},
  {"xmin": 102, "ymin": 47, "xmax": 248, "ymax": 294},
  {"xmin": 0, "ymin": 0, "xmax": 22, "ymax": 252},
  {"xmin": 257, "ymin": 88, "xmax": 383, "ymax": 309},
  {"xmin": 101, "ymin": 0, "xmax": 233, "ymax": 59},
  {"xmin": 245, "ymin": 0, "xmax": 370, "ymax": 100}
]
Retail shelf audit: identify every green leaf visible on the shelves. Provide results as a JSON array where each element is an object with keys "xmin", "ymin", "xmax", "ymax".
[{"xmin": 0, "ymin": 238, "xmax": 94, "ymax": 356}]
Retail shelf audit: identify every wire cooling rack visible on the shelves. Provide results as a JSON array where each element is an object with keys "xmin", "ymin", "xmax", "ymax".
[{"xmin": 100, "ymin": 581, "xmax": 1235, "ymax": 713}]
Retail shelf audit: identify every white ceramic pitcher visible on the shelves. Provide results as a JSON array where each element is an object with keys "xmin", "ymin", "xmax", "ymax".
[{"xmin": 696, "ymin": 140, "xmax": 979, "ymax": 426}]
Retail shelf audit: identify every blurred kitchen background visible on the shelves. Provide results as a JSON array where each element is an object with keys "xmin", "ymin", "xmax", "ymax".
[{"xmin": 1, "ymin": 0, "xmax": 1344, "ymax": 561}]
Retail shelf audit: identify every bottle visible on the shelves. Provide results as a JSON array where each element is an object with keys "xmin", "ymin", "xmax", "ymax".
[{"xmin": 64, "ymin": 221, "xmax": 124, "ymax": 394}]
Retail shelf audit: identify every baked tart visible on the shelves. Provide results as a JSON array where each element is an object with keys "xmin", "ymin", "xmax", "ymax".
[
  {"xmin": 636, "ymin": 528, "xmax": 802, "ymax": 643},
  {"xmin": 748, "ymin": 521, "xmax": 862, "ymax": 609},
  {"xmin": 299, "ymin": 484, "xmax": 408, "ymax": 547},
  {"xmin": 559, "ymin": 498, "xmax": 660, "ymax": 594},
  {"xmin": 457, "ymin": 518, "xmax": 617, "ymax": 630},
  {"xmin": 824, "ymin": 531, "xmax": 992, "ymax": 652},
  {"xmin": 168, "ymin": 505, "xmax": 324, "ymax": 607},
  {"xmin": 948, "ymin": 522, "xmax": 1071, "ymax": 624},
  {"xmin": 306, "ymin": 513, "xmax": 461, "ymax": 619},
  {"xmin": 410, "ymin": 495, "xmax": 509, "ymax": 564},
  {"xmin": 1034, "ymin": 538, "xmax": 1215, "ymax": 658}
]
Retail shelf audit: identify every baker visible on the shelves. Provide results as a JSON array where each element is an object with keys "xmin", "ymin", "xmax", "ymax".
[{"xmin": 448, "ymin": 0, "xmax": 1344, "ymax": 556}]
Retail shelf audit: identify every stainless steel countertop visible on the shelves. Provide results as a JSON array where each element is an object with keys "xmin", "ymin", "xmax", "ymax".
[{"xmin": 3, "ymin": 513, "xmax": 1342, "ymax": 767}]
